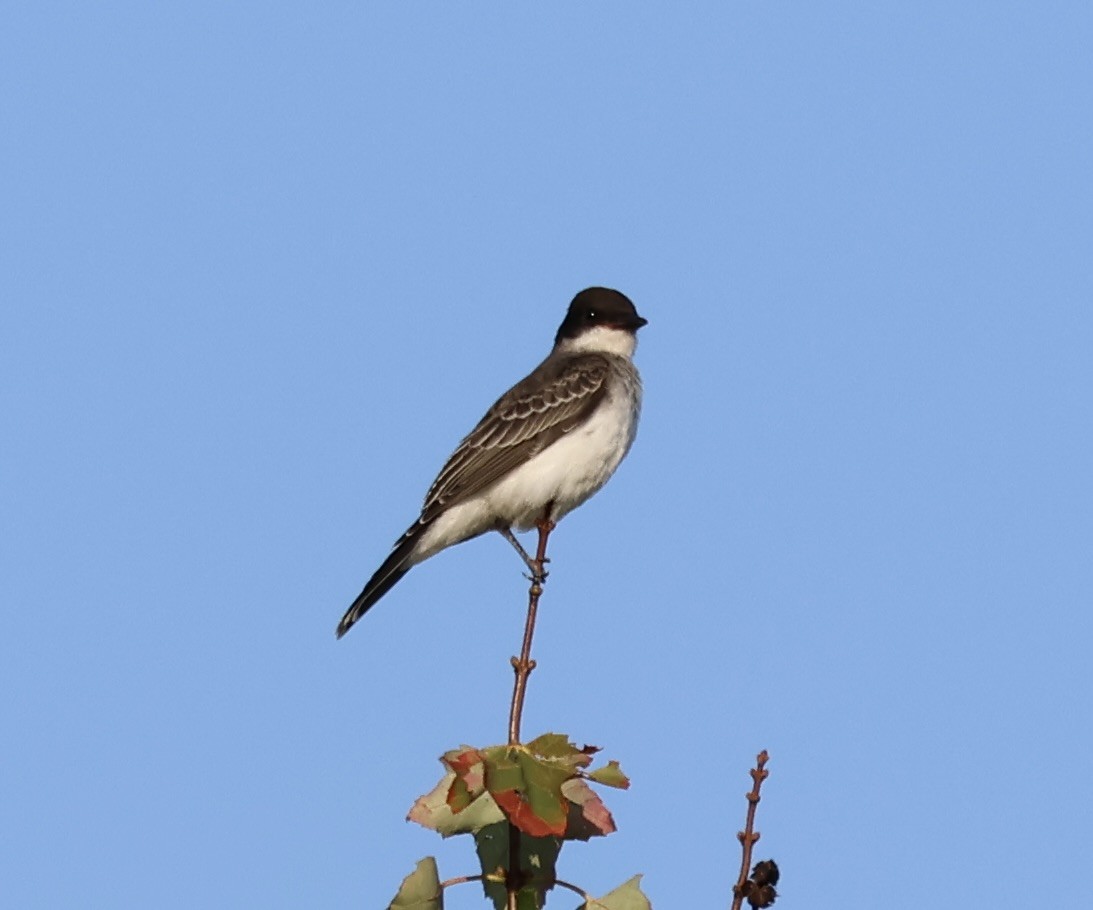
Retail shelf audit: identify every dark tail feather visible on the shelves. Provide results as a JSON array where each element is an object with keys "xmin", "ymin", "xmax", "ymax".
[{"xmin": 336, "ymin": 527, "xmax": 421, "ymax": 638}]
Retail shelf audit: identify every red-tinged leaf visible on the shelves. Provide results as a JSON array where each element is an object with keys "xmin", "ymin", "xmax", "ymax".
[
  {"xmin": 568, "ymin": 747, "xmax": 594, "ymax": 769},
  {"xmin": 446, "ymin": 773, "xmax": 475, "ymax": 813},
  {"xmin": 441, "ymin": 748, "xmax": 485, "ymax": 812},
  {"xmin": 569, "ymin": 752, "xmax": 595, "ymax": 770},
  {"xmin": 561, "ymin": 778, "xmax": 617, "ymax": 839},
  {"xmin": 443, "ymin": 748, "xmax": 484, "ymax": 782},
  {"xmin": 493, "ymin": 788, "xmax": 567, "ymax": 837},
  {"xmin": 564, "ymin": 743, "xmax": 600, "ymax": 770},
  {"xmin": 587, "ymin": 760, "xmax": 630, "ymax": 790},
  {"xmin": 408, "ymin": 770, "xmax": 504, "ymax": 836}
]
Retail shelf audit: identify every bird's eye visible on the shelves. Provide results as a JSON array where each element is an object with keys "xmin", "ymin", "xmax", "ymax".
[{"xmin": 586, "ymin": 309, "xmax": 597, "ymax": 320}]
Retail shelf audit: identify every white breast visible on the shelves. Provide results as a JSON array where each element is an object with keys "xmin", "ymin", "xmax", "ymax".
[
  {"xmin": 487, "ymin": 362, "xmax": 641, "ymax": 530},
  {"xmin": 413, "ymin": 352, "xmax": 642, "ymax": 561}
]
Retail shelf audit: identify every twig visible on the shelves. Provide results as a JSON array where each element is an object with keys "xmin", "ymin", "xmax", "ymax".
[
  {"xmin": 440, "ymin": 873, "xmax": 587, "ymax": 896},
  {"xmin": 550, "ymin": 877, "xmax": 588, "ymax": 899},
  {"xmin": 441, "ymin": 872, "xmax": 586, "ymax": 909},
  {"xmin": 439, "ymin": 873, "xmax": 487, "ymax": 888},
  {"xmin": 506, "ymin": 821, "xmax": 521, "ymax": 910},
  {"xmin": 731, "ymin": 750, "xmax": 771, "ymax": 910},
  {"xmin": 506, "ymin": 510, "xmax": 554, "ymax": 745},
  {"xmin": 504, "ymin": 508, "xmax": 555, "ymax": 908}
]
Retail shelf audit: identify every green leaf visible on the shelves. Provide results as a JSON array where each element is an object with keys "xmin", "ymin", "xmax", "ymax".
[
  {"xmin": 580, "ymin": 875, "xmax": 651, "ymax": 910},
  {"xmin": 388, "ymin": 858, "xmax": 442, "ymax": 909},
  {"xmin": 517, "ymin": 752, "xmax": 571, "ymax": 833},
  {"xmin": 587, "ymin": 760, "xmax": 630, "ymax": 790},
  {"xmin": 525, "ymin": 733, "xmax": 597, "ymax": 771},
  {"xmin": 523, "ymin": 751, "xmax": 573, "ymax": 788},
  {"xmin": 482, "ymin": 746, "xmax": 526, "ymax": 793},
  {"xmin": 525, "ymin": 732, "xmax": 577, "ymax": 758},
  {"xmin": 473, "ymin": 821, "xmax": 561, "ymax": 910}
]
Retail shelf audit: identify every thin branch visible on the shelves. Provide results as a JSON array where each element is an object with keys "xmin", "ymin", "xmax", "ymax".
[
  {"xmin": 506, "ymin": 511, "xmax": 554, "ymax": 746},
  {"xmin": 439, "ymin": 873, "xmax": 487, "ymax": 889},
  {"xmin": 439, "ymin": 872, "xmax": 587, "ymax": 900},
  {"xmin": 506, "ymin": 822, "xmax": 521, "ymax": 910},
  {"xmin": 503, "ymin": 508, "xmax": 555, "ymax": 908},
  {"xmin": 550, "ymin": 877, "xmax": 588, "ymax": 899},
  {"xmin": 731, "ymin": 750, "xmax": 771, "ymax": 910}
]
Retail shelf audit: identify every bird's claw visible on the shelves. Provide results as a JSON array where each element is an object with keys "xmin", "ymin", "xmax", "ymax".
[{"xmin": 522, "ymin": 567, "xmax": 549, "ymax": 584}]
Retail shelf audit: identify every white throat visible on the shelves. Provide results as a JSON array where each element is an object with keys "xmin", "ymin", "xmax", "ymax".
[{"xmin": 555, "ymin": 325, "xmax": 638, "ymax": 359}]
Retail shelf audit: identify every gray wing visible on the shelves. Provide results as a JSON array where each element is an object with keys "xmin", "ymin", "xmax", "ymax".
[{"xmin": 420, "ymin": 354, "xmax": 610, "ymax": 522}]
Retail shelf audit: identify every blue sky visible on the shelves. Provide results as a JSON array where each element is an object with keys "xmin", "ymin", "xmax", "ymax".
[{"xmin": 3, "ymin": 3, "xmax": 1091, "ymax": 908}]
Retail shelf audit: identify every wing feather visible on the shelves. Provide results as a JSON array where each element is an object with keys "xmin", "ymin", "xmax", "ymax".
[{"xmin": 420, "ymin": 354, "xmax": 609, "ymax": 522}]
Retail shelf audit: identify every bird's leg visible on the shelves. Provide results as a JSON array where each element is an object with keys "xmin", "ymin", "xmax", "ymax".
[
  {"xmin": 531, "ymin": 505, "xmax": 555, "ymax": 583},
  {"xmin": 535, "ymin": 507, "xmax": 556, "ymax": 539},
  {"xmin": 496, "ymin": 526, "xmax": 546, "ymax": 579},
  {"xmin": 507, "ymin": 503, "xmax": 556, "ymax": 748}
]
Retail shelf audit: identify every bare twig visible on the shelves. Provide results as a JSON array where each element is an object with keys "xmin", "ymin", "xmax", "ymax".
[
  {"xmin": 436, "ymin": 510, "xmax": 592, "ymax": 909},
  {"xmin": 550, "ymin": 877, "xmax": 589, "ymax": 899},
  {"xmin": 506, "ymin": 510, "xmax": 554, "ymax": 746},
  {"xmin": 439, "ymin": 873, "xmax": 487, "ymax": 889},
  {"xmin": 504, "ymin": 508, "xmax": 555, "ymax": 908},
  {"xmin": 731, "ymin": 750, "xmax": 771, "ymax": 910},
  {"xmin": 441, "ymin": 872, "xmax": 586, "ymax": 907}
]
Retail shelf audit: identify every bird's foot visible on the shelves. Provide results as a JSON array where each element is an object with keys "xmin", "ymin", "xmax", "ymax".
[
  {"xmin": 522, "ymin": 563, "xmax": 550, "ymax": 586},
  {"xmin": 497, "ymin": 527, "xmax": 550, "ymax": 582}
]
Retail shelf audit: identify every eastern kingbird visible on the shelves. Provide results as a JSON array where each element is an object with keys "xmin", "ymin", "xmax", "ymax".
[{"xmin": 336, "ymin": 287, "xmax": 647, "ymax": 638}]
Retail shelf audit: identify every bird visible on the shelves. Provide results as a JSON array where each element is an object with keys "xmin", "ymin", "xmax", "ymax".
[{"xmin": 336, "ymin": 286, "xmax": 647, "ymax": 638}]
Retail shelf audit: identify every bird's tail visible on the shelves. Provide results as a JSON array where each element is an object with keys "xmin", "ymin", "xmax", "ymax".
[{"xmin": 336, "ymin": 525, "xmax": 422, "ymax": 638}]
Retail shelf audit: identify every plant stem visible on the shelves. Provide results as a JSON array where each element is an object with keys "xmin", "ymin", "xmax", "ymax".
[
  {"xmin": 506, "ymin": 511, "xmax": 554, "ymax": 746},
  {"xmin": 504, "ymin": 509, "xmax": 554, "ymax": 908},
  {"xmin": 731, "ymin": 750, "xmax": 770, "ymax": 910}
]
